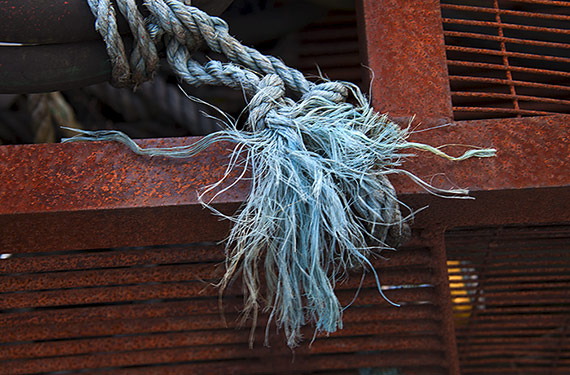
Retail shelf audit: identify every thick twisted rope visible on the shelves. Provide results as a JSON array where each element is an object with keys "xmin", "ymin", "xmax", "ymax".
[{"xmin": 68, "ymin": 0, "xmax": 496, "ymax": 348}]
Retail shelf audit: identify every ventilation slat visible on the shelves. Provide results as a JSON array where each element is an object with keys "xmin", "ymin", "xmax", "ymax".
[
  {"xmin": 443, "ymin": 18, "xmax": 570, "ymax": 36},
  {"xmin": 0, "ymin": 305, "xmax": 441, "ymax": 344},
  {"xmin": 0, "ymin": 349, "xmax": 449, "ymax": 375},
  {"xmin": 0, "ymin": 268, "xmax": 435, "ymax": 310},
  {"xmin": 0, "ymin": 244, "xmax": 225, "ymax": 274},
  {"xmin": 452, "ymin": 91, "xmax": 570, "ymax": 106},
  {"xmin": 511, "ymin": 0, "xmax": 570, "ymax": 7},
  {"xmin": 43, "ymin": 352, "xmax": 447, "ymax": 375},
  {"xmin": 446, "ymin": 45, "xmax": 570, "ymax": 64},
  {"xmin": 0, "ymin": 263, "xmax": 223, "ymax": 293},
  {"xmin": 0, "ymin": 338, "xmax": 447, "ymax": 374},
  {"xmin": 441, "ymin": 0, "xmax": 570, "ymax": 120},
  {"xmin": 0, "ymin": 321, "xmax": 443, "ymax": 361},
  {"xmin": 454, "ymin": 315, "xmax": 568, "ymax": 327},
  {"xmin": 444, "ymin": 30, "xmax": 570, "ymax": 50},
  {"xmin": 451, "ymin": 107, "xmax": 554, "ymax": 116},
  {"xmin": 441, "ymin": 3, "xmax": 570, "ymax": 22},
  {"xmin": 0, "ymin": 298, "xmax": 439, "ymax": 330},
  {"xmin": 447, "ymin": 60, "xmax": 570, "ymax": 78},
  {"xmin": 446, "ymin": 224, "xmax": 570, "ymax": 374}
]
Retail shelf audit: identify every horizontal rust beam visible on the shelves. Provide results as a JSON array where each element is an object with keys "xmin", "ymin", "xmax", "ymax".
[
  {"xmin": 0, "ymin": 138, "xmax": 247, "ymax": 252},
  {"xmin": 393, "ymin": 114, "xmax": 570, "ymax": 194},
  {"xmin": 1, "ymin": 117, "xmax": 569, "ymax": 252}
]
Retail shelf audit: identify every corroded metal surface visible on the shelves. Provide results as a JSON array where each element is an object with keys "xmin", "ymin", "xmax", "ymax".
[
  {"xmin": 0, "ymin": 1, "xmax": 569, "ymax": 374},
  {"xmin": 393, "ymin": 114, "xmax": 570, "ymax": 195},
  {"xmin": 357, "ymin": 2, "xmax": 570, "ymax": 375},
  {"xmin": 0, "ymin": 138, "xmax": 248, "ymax": 252},
  {"xmin": 0, "ymin": 134, "xmax": 453, "ymax": 373},
  {"xmin": 358, "ymin": 0, "xmax": 453, "ymax": 124},
  {"xmin": 0, "ymin": 138, "xmax": 248, "ymax": 214}
]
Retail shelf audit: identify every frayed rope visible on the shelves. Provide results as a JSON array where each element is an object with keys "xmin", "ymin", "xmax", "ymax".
[{"xmin": 65, "ymin": 0, "xmax": 496, "ymax": 348}]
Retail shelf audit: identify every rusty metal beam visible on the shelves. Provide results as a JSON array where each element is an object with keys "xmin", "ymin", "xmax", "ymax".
[
  {"xmin": 1, "ymin": 115, "xmax": 569, "ymax": 253},
  {"xmin": 0, "ymin": 138, "xmax": 248, "ymax": 252},
  {"xmin": 395, "ymin": 114, "xmax": 570, "ymax": 194},
  {"xmin": 357, "ymin": 0, "xmax": 453, "ymax": 125}
]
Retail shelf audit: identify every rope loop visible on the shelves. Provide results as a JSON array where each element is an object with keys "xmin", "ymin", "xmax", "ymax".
[
  {"xmin": 247, "ymin": 74, "xmax": 286, "ymax": 131},
  {"xmin": 303, "ymin": 81, "xmax": 349, "ymax": 105}
]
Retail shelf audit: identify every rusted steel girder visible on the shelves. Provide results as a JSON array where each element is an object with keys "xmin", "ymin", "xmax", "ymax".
[
  {"xmin": 1, "ymin": 126, "xmax": 568, "ymax": 249},
  {"xmin": 0, "ymin": 138, "xmax": 248, "ymax": 252}
]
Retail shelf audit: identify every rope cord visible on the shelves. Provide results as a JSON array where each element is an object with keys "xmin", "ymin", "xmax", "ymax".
[{"xmin": 69, "ymin": 0, "xmax": 497, "ymax": 348}]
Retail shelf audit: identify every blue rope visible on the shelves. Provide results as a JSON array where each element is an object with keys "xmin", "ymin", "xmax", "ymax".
[{"xmin": 68, "ymin": 0, "xmax": 496, "ymax": 348}]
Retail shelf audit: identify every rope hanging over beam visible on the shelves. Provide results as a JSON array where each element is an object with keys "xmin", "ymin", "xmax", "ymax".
[{"xmin": 65, "ymin": 0, "xmax": 496, "ymax": 348}]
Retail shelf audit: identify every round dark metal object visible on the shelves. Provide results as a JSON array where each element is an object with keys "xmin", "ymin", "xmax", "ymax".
[
  {"xmin": 0, "ymin": 0, "xmax": 234, "ymax": 94},
  {"xmin": 0, "ymin": 0, "xmax": 234, "ymax": 44}
]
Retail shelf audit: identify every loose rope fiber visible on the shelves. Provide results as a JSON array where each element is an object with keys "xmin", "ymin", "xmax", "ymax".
[{"xmin": 65, "ymin": 0, "xmax": 496, "ymax": 348}]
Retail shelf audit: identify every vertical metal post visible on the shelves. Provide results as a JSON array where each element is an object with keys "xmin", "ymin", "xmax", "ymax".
[{"xmin": 423, "ymin": 227, "xmax": 461, "ymax": 375}]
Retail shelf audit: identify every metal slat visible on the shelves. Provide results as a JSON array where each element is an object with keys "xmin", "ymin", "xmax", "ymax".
[
  {"xmin": 446, "ymin": 45, "xmax": 570, "ymax": 64},
  {"xmin": 0, "ymin": 245, "xmax": 224, "ymax": 274},
  {"xmin": 0, "ymin": 321, "xmax": 443, "ymax": 361},
  {"xmin": 0, "ymin": 342, "xmax": 448, "ymax": 375},
  {"xmin": 449, "ymin": 75, "xmax": 570, "ymax": 92},
  {"xmin": 510, "ymin": 0, "xmax": 570, "ymax": 7},
  {"xmin": 0, "ymin": 299, "xmax": 439, "ymax": 330},
  {"xmin": 451, "ymin": 92, "xmax": 570, "ymax": 106},
  {"xmin": 446, "ymin": 224, "xmax": 570, "ymax": 374},
  {"xmin": 456, "ymin": 328, "xmax": 567, "ymax": 338},
  {"xmin": 458, "ymin": 336, "xmax": 568, "ymax": 347},
  {"xmin": 447, "ymin": 60, "xmax": 570, "ymax": 78},
  {"xmin": 443, "ymin": 30, "xmax": 570, "ymax": 50},
  {"xmin": 0, "ymin": 244, "xmax": 431, "ymax": 275},
  {"xmin": 51, "ymin": 352, "xmax": 448, "ymax": 375},
  {"xmin": 0, "ymin": 277, "xmax": 435, "ymax": 312},
  {"xmin": 0, "ymin": 305, "xmax": 442, "ymax": 344},
  {"xmin": 0, "ymin": 283, "xmax": 435, "ymax": 327},
  {"xmin": 442, "ymin": 18, "xmax": 570, "ymax": 36},
  {"xmin": 0, "ymin": 261, "xmax": 434, "ymax": 294},
  {"xmin": 0, "ymin": 263, "xmax": 223, "ymax": 293},
  {"xmin": 441, "ymin": 3, "xmax": 570, "ymax": 22},
  {"xmin": 454, "ymin": 315, "xmax": 569, "ymax": 328},
  {"xmin": 448, "ymin": 262, "xmax": 570, "ymax": 276},
  {"xmin": 451, "ymin": 106, "xmax": 553, "ymax": 116}
]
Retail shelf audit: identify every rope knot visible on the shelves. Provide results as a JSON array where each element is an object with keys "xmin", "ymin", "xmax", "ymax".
[
  {"xmin": 247, "ymin": 74, "xmax": 286, "ymax": 131},
  {"xmin": 79, "ymin": 0, "xmax": 496, "ymax": 350},
  {"xmin": 303, "ymin": 81, "xmax": 348, "ymax": 105}
]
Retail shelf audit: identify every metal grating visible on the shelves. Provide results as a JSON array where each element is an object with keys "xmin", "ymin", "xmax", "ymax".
[
  {"xmin": 445, "ymin": 224, "xmax": 570, "ymax": 374},
  {"xmin": 0, "ymin": 237, "xmax": 452, "ymax": 375},
  {"xmin": 440, "ymin": 0, "xmax": 570, "ymax": 120}
]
